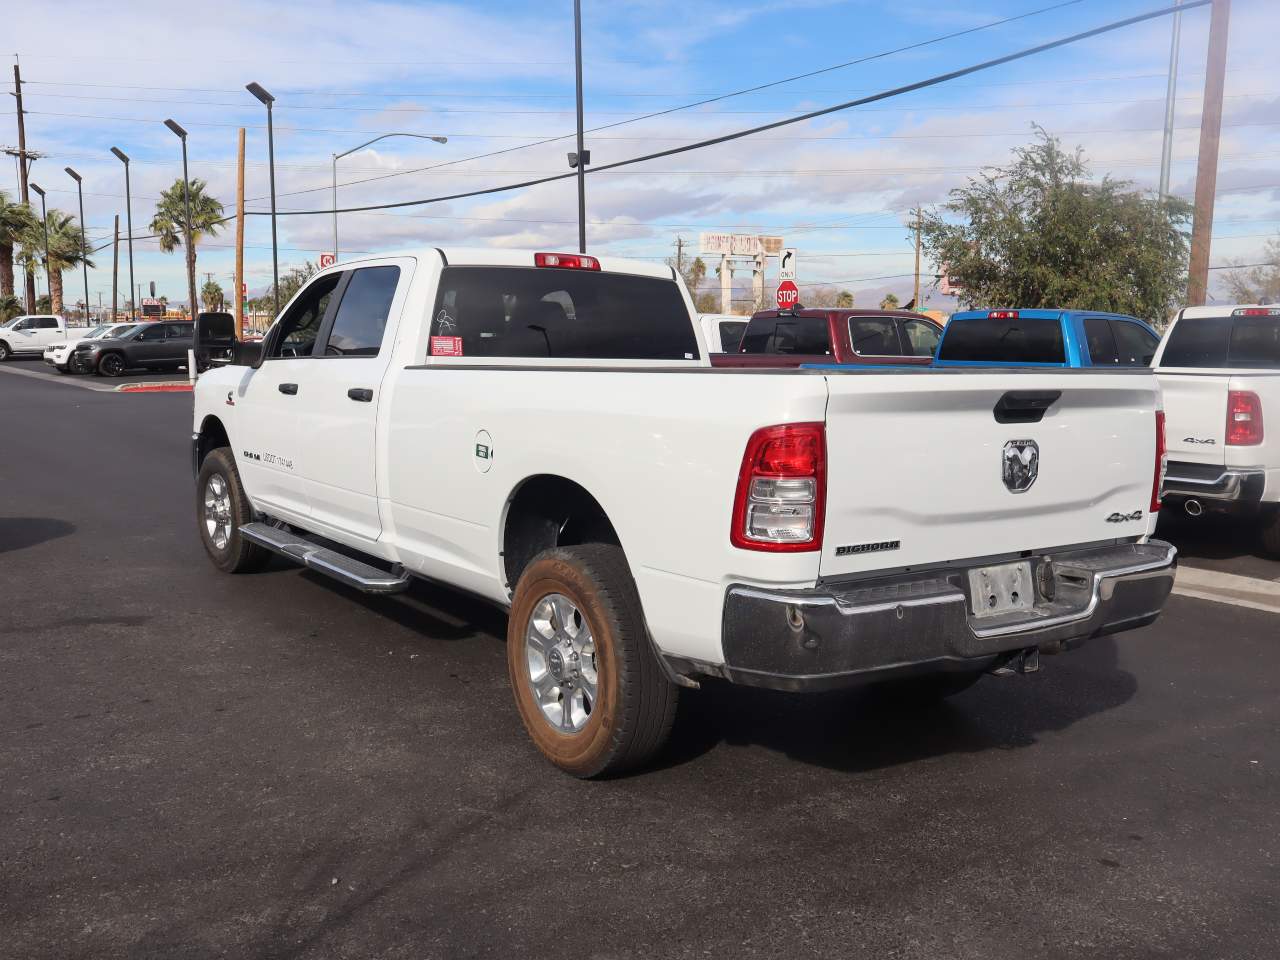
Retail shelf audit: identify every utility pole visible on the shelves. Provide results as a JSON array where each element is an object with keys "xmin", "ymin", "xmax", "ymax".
[
  {"xmin": 1187, "ymin": 0, "xmax": 1231, "ymax": 307},
  {"xmin": 111, "ymin": 215, "xmax": 119, "ymax": 321},
  {"xmin": 235, "ymin": 127, "xmax": 246, "ymax": 339},
  {"xmin": 12, "ymin": 64, "xmax": 36, "ymax": 313},
  {"xmin": 1158, "ymin": 0, "xmax": 1183, "ymax": 198},
  {"xmin": 675, "ymin": 236, "xmax": 684, "ymax": 275},
  {"xmin": 912, "ymin": 207, "xmax": 923, "ymax": 308}
]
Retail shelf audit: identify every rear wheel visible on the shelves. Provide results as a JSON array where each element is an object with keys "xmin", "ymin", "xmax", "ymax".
[
  {"xmin": 507, "ymin": 545, "xmax": 678, "ymax": 778},
  {"xmin": 97, "ymin": 352, "xmax": 125, "ymax": 377},
  {"xmin": 1261, "ymin": 507, "xmax": 1280, "ymax": 559},
  {"xmin": 196, "ymin": 448, "xmax": 270, "ymax": 574}
]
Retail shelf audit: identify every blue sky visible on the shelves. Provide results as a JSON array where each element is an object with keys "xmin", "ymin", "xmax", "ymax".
[{"xmin": 3, "ymin": 0, "xmax": 1277, "ymax": 313}]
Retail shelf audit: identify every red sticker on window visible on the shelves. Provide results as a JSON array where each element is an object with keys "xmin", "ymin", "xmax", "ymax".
[{"xmin": 430, "ymin": 336, "xmax": 464, "ymax": 357}]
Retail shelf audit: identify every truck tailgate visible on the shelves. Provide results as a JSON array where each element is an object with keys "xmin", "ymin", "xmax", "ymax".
[
  {"xmin": 819, "ymin": 370, "xmax": 1159, "ymax": 578},
  {"xmin": 1157, "ymin": 372, "xmax": 1227, "ymax": 466}
]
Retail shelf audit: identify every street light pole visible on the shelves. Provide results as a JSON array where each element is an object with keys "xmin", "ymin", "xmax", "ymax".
[
  {"xmin": 29, "ymin": 181, "xmax": 48, "ymax": 305},
  {"xmin": 245, "ymin": 83, "xmax": 279, "ymax": 318},
  {"xmin": 332, "ymin": 132, "xmax": 447, "ymax": 260},
  {"xmin": 1158, "ymin": 0, "xmax": 1183, "ymax": 198},
  {"xmin": 110, "ymin": 147, "xmax": 136, "ymax": 320},
  {"xmin": 164, "ymin": 119, "xmax": 199, "ymax": 321},
  {"xmin": 64, "ymin": 167, "xmax": 91, "ymax": 324},
  {"xmin": 572, "ymin": 0, "xmax": 587, "ymax": 253}
]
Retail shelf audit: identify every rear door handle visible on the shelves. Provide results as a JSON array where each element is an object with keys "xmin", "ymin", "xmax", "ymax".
[
  {"xmin": 278, "ymin": 382, "xmax": 298, "ymax": 395},
  {"xmin": 348, "ymin": 388, "xmax": 373, "ymax": 402}
]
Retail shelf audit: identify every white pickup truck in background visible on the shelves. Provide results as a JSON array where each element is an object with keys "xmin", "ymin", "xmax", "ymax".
[
  {"xmin": 0, "ymin": 314, "xmax": 84, "ymax": 360},
  {"xmin": 190, "ymin": 247, "xmax": 1176, "ymax": 777},
  {"xmin": 1155, "ymin": 304, "xmax": 1280, "ymax": 555}
]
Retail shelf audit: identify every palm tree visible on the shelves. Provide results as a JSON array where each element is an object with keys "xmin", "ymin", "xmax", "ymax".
[
  {"xmin": 19, "ymin": 211, "xmax": 94, "ymax": 314},
  {"xmin": 0, "ymin": 190, "xmax": 37, "ymax": 301},
  {"xmin": 151, "ymin": 178, "xmax": 225, "ymax": 316},
  {"xmin": 0, "ymin": 294, "xmax": 22, "ymax": 322}
]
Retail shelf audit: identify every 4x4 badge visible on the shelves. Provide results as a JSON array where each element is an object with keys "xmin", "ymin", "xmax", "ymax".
[{"xmin": 1002, "ymin": 439, "xmax": 1039, "ymax": 493}]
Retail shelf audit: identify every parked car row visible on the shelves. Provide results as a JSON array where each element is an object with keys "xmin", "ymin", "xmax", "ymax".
[
  {"xmin": 189, "ymin": 249, "xmax": 1180, "ymax": 778},
  {"xmin": 0, "ymin": 314, "xmax": 199, "ymax": 377},
  {"xmin": 709, "ymin": 303, "xmax": 1279, "ymax": 555}
]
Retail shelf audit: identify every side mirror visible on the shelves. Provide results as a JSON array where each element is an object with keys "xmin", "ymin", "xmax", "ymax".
[{"xmin": 195, "ymin": 313, "xmax": 238, "ymax": 368}]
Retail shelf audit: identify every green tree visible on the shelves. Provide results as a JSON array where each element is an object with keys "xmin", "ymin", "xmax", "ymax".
[
  {"xmin": 1222, "ymin": 235, "xmax": 1280, "ymax": 304},
  {"xmin": 667, "ymin": 253, "xmax": 720, "ymax": 312},
  {"xmin": 18, "ymin": 210, "xmax": 94, "ymax": 314},
  {"xmin": 249, "ymin": 261, "xmax": 317, "ymax": 315},
  {"xmin": 920, "ymin": 127, "xmax": 1192, "ymax": 323},
  {"xmin": 879, "ymin": 293, "xmax": 900, "ymax": 310},
  {"xmin": 0, "ymin": 190, "xmax": 37, "ymax": 301},
  {"xmin": 150, "ymin": 178, "xmax": 225, "ymax": 316},
  {"xmin": 201, "ymin": 278, "xmax": 225, "ymax": 311},
  {"xmin": 805, "ymin": 286, "xmax": 854, "ymax": 308},
  {"xmin": 836, "ymin": 291, "xmax": 854, "ymax": 308},
  {"xmin": 0, "ymin": 294, "xmax": 22, "ymax": 322}
]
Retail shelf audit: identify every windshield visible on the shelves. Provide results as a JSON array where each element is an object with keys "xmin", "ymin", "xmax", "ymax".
[
  {"xmin": 739, "ymin": 315, "xmax": 831, "ymax": 355},
  {"xmin": 938, "ymin": 316, "xmax": 1066, "ymax": 363},
  {"xmin": 104, "ymin": 324, "xmax": 137, "ymax": 339},
  {"xmin": 1, "ymin": 316, "xmax": 21, "ymax": 329},
  {"xmin": 1161, "ymin": 315, "xmax": 1280, "ymax": 368}
]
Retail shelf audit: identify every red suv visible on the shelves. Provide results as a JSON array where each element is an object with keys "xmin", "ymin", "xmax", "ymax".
[{"xmin": 711, "ymin": 308, "xmax": 943, "ymax": 367}]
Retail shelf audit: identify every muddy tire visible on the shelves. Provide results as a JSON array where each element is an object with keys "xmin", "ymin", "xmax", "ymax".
[
  {"xmin": 197, "ymin": 447, "xmax": 270, "ymax": 574},
  {"xmin": 507, "ymin": 545, "xmax": 678, "ymax": 778}
]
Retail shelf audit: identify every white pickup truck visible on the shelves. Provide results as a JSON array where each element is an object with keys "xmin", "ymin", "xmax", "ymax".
[
  {"xmin": 0, "ymin": 314, "xmax": 82, "ymax": 360},
  {"xmin": 1155, "ymin": 304, "xmax": 1280, "ymax": 554},
  {"xmin": 191, "ymin": 247, "xmax": 1176, "ymax": 777}
]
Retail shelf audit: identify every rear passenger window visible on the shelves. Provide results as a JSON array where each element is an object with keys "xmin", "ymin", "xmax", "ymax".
[
  {"xmin": 270, "ymin": 273, "xmax": 341, "ymax": 359},
  {"xmin": 1110, "ymin": 320, "xmax": 1158, "ymax": 366},
  {"xmin": 847, "ymin": 317, "xmax": 900, "ymax": 356},
  {"xmin": 1084, "ymin": 318, "xmax": 1118, "ymax": 364},
  {"xmin": 324, "ymin": 266, "xmax": 400, "ymax": 357},
  {"xmin": 430, "ymin": 266, "xmax": 697, "ymax": 360},
  {"xmin": 37, "ymin": 317, "xmax": 59, "ymax": 329},
  {"xmin": 165, "ymin": 323, "xmax": 193, "ymax": 339},
  {"xmin": 740, "ymin": 316, "xmax": 831, "ymax": 355},
  {"xmin": 718, "ymin": 320, "xmax": 747, "ymax": 353}
]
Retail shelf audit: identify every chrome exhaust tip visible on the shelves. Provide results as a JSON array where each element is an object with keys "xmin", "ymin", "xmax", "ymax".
[{"xmin": 1184, "ymin": 498, "xmax": 1203, "ymax": 517}]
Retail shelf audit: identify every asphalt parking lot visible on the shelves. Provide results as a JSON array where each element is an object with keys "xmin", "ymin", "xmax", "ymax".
[
  {"xmin": 0, "ymin": 354, "xmax": 190, "ymax": 391},
  {"xmin": 2, "ymin": 369, "xmax": 1278, "ymax": 959}
]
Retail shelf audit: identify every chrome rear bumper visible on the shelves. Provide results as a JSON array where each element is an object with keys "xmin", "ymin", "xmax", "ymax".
[
  {"xmin": 696, "ymin": 540, "xmax": 1177, "ymax": 692},
  {"xmin": 1163, "ymin": 461, "xmax": 1264, "ymax": 502}
]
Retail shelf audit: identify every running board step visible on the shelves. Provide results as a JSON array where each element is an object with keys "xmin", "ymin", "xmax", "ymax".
[{"xmin": 239, "ymin": 522, "xmax": 411, "ymax": 594}]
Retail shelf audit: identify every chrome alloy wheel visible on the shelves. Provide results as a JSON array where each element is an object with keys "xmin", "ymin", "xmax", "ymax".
[
  {"xmin": 524, "ymin": 593, "xmax": 598, "ymax": 733},
  {"xmin": 203, "ymin": 474, "xmax": 233, "ymax": 551}
]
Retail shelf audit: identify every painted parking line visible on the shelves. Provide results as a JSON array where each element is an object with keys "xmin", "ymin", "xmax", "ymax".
[
  {"xmin": 0, "ymin": 362, "xmax": 116, "ymax": 391},
  {"xmin": 1174, "ymin": 565, "xmax": 1280, "ymax": 615}
]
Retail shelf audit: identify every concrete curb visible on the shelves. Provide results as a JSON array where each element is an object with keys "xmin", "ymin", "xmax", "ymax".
[{"xmin": 115, "ymin": 382, "xmax": 193, "ymax": 393}]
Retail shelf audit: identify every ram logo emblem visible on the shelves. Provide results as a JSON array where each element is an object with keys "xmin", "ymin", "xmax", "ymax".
[{"xmin": 1002, "ymin": 439, "xmax": 1039, "ymax": 493}]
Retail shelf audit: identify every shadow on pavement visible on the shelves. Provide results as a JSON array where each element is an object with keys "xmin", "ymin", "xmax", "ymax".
[
  {"xmin": 658, "ymin": 635, "xmax": 1135, "ymax": 775},
  {"xmin": 0, "ymin": 516, "xmax": 76, "ymax": 554}
]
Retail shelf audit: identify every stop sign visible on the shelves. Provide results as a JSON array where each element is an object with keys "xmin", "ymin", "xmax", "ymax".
[{"xmin": 776, "ymin": 280, "xmax": 799, "ymax": 310}]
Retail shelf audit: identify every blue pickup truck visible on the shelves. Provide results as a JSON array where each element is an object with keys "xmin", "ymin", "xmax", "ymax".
[{"xmin": 933, "ymin": 309, "xmax": 1162, "ymax": 368}]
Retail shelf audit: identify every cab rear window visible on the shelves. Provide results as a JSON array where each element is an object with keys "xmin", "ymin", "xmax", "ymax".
[
  {"xmin": 430, "ymin": 266, "xmax": 697, "ymax": 360},
  {"xmin": 1161, "ymin": 315, "xmax": 1280, "ymax": 368},
  {"xmin": 739, "ymin": 316, "xmax": 831, "ymax": 355},
  {"xmin": 938, "ymin": 317, "xmax": 1065, "ymax": 363}
]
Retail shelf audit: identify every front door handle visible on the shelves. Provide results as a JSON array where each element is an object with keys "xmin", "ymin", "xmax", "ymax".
[
  {"xmin": 278, "ymin": 382, "xmax": 298, "ymax": 395},
  {"xmin": 347, "ymin": 387, "xmax": 373, "ymax": 403}
]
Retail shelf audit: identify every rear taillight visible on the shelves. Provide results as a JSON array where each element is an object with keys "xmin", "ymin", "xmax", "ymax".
[
  {"xmin": 1226, "ymin": 390, "xmax": 1264, "ymax": 446},
  {"xmin": 988, "ymin": 310, "xmax": 1019, "ymax": 320},
  {"xmin": 731, "ymin": 423, "xmax": 826, "ymax": 552},
  {"xmin": 534, "ymin": 252, "xmax": 600, "ymax": 270},
  {"xmin": 1152, "ymin": 410, "xmax": 1166, "ymax": 513}
]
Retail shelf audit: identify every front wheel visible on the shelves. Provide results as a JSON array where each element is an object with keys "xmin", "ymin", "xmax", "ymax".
[
  {"xmin": 507, "ymin": 545, "xmax": 678, "ymax": 778},
  {"xmin": 97, "ymin": 352, "xmax": 125, "ymax": 377},
  {"xmin": 196, "ymin": 448, "xmax": 270, "ymax": 574},
  {"xmin": 0, "ymin": 341, "xmax": 11, "ymax": 361}
]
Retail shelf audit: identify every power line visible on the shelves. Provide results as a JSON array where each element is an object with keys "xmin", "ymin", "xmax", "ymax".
[{"xmin": 234, "ymin": 2, "xmax": 1216, "ymax": 219}]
